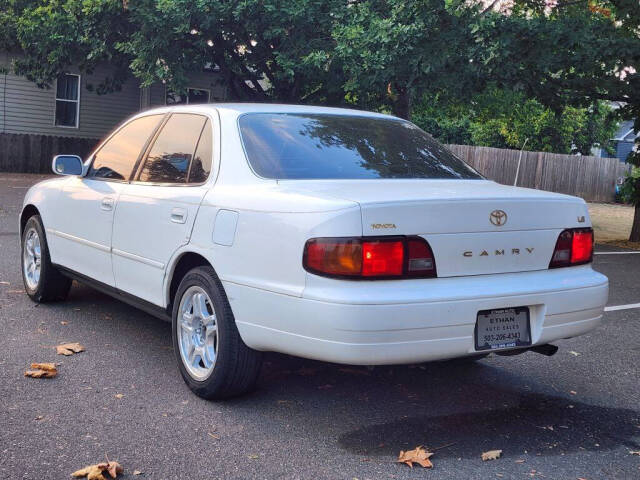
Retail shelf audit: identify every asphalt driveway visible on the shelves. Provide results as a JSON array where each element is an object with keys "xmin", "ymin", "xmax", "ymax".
[{"xmin": 1, "ymin": 174, "xmax": 639, "ymax": 479}]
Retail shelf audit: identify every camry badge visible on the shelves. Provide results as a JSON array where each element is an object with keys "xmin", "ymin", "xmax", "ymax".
[{"xmin": 489, "ymin": 210, "xmax": 507, "ymax": 226}]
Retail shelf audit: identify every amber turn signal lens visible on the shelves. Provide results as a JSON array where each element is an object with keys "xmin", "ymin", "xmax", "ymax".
[{"xmin": 304, "ymin": 238, "xmax": 362, "ymax": 276}]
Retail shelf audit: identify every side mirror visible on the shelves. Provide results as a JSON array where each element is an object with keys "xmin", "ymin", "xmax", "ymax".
[{"xmin": 52, "ymin": 155, "xmax": 84, "ymax": 176}]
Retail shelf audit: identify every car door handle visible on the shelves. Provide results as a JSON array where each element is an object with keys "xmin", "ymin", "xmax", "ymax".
[
  {"xmin": 170, "ymin": 208, "xmax": 187, "ymax": 224},
  {"xmin": 101, "ymin": 197, "xmax": 115, "ymax": 211}
]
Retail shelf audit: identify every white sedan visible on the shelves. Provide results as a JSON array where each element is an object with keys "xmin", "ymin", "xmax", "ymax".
[{"xmin": 20, "ymin": 104, "xmax": 609, "ymax": 399}]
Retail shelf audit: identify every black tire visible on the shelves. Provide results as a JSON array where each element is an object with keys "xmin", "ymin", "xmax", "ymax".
[
  {"xmin": 21, "ymin": 215, "xmax": 72, "ymax": 303},
  {"xmin": 172, "ymin": 266, "xmax": 263, "ymax": 399}
]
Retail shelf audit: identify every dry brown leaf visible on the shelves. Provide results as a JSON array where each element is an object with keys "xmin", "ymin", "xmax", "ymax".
[
  {"xmin": 397, "ymin": 446, "xmax": 434, "ymax": 468},
  {"xmin": 72, "ymin": 465, "xmax": 106, "ymax": 480},
  {"xmin": 56, "ymin": 342, "xmax": 85, "ymax": 356},
  {"xmin": 482, "ymin": 449, "xmax": 503, "ymax": 461},
  {"xmin": 133, "ymin": 470, "xmax": 142, "ymax": 476},
  {"xmin": 25, "ymin": 362, "xmax": 57, "ymax": 378},
  {"xmin": 72, "ymin": 461, "xmax": 122, "ymax": 480}
]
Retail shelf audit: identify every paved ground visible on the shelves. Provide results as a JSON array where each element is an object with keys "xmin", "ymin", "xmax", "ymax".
[{"xmin": 1, "ymin": 174, "xmax": 639, "ymax": 480}]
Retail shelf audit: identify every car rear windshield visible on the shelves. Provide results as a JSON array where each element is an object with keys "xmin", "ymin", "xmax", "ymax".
[{"xmin": 238, "ymin": 113, "xmax": 482, "ymax": 180}]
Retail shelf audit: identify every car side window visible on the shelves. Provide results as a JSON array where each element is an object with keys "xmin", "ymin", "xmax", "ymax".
[
  {"xmin": 87, "ymin": 115, "xmax": 163, "ymax": 181},
  {"xmin": 188, "ymin": 119, "xmax": 212, "ymax": 184},
  {"xmin": 138, "ymin": 114, "xmax": 208, "ymax": 184}
]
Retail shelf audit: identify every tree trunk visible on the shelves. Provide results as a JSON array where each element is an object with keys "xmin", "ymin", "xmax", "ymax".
[
  {"xmin": 630, "ymin": 203, "xmax": 640, "ymax": 242},
  {"xmin": 392, "ymin": 87, "xmax": 412, "ymax": 120}
]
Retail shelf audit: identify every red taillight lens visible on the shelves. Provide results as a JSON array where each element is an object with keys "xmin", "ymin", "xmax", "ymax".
[
  {"xmin": 406, "ymin": 237, "xmax": 436, "ymax": 276},
  {"xmin": 303, "ymin": 236, "xmax": 436, "ymax": 279},
  {"xmin": 549, "ymin": 228, "xmax": 593, "ymax": 268},
  {"xmin": 571, "ymin": 230, "xmax": 593, "ymax": 264},
  {"xmin": 361, "ymin": 240, "xmax": 404, "ymax": 276}
]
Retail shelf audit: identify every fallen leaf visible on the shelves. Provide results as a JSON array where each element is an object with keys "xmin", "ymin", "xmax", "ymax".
[
  {"xmin": 569, "ymin": 351, "xmax": 581, "ymax": 356},
  {"xmin": 397, "ymin": 446, "xmax": 434, "ymax": 468},
  {"xmin": 56, "ymin": 342, "xmax": 85, "ymax": 356},
  {"xmin": 60, "ymin": 321, "xmax": 68, "ymax": 325},
  {"xmin": 35, "ymin": 415, "xmax": 44, "ymax": 421},
  {"xmin": 25, "ymin": 362, "xmax": 57, "ymax": 378},
  {"xmin": 115, "ymin": 393, "xmax": 124, "ymax": 399},
  {"xmin": 247, "ymin": 454, "xmax": 259, "ymax": 459},
  {"xmin": 133, "ymin": 471, "xmax": 142, "ymax": 476},
  {"xmin": 515, "ymin": 459, "xmax": 525, "ymax": 463},
  {"xmin": 482, "ymin": 450, "xmax": 503, "ymax": 461},
  {"xmin": 72, "ymin": 461, "xmax": 123, "ymax": 480},
  {"xmin": 570, "ymin": 391, "xmax": 577, "ymax": 395},
  {"xmin": 207, "ymin": 432, "xmax": 220, "ymax": 439}
]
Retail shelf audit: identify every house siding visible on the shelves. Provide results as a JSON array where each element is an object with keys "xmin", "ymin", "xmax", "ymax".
[
  {"xmin": 1, "ymin": 53, "xmax": 141, "ymax": 139},
  {"xmin": 147, "ymin": 70, "xmax": 227, "ymax": 107}
]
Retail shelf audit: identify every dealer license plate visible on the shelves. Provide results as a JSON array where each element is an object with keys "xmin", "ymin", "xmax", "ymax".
[{"xmin": 475, "ymin": 307, "xmax": 531, "ymax": 351}]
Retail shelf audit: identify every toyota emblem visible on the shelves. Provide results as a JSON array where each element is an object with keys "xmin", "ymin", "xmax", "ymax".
[{"xmin": 489, "ymin": 210, "xmax": 507, "ymax": 226}]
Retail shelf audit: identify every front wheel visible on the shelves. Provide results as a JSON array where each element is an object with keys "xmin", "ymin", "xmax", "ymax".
[
  {"xmin": 21, "ymin": 215, "xmax": 72, "ymax": 302},
  {"xmin": 172, "ymin": 266, "xmax": 262, "ymax": 399}
]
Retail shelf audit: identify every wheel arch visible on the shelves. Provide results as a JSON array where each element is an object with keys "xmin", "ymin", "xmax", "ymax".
[
  {"xmin": 166, "ymin": 251, "xmax": 214, "ymax": 313},
  {"xmin": 20, "ymin": 204, "xmax": 41, "ymax": 235}
]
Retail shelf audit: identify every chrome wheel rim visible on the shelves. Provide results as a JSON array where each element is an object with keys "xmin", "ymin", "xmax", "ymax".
[
  {"xmin": 177, "ymin": 286, "xmax": 218, "ymax": 380},
  {"xmin": 23, "ymin": 227, "xmax": 42, "ymax": 290}
]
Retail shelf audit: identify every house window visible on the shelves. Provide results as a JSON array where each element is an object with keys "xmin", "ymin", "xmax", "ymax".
[
  {"xmin": 55, "ymin": 74, "xmax": 80, "ymax": 128},
  {"xmin": 166, "ymin": 87, "xmax": 210, "ymax": 105}
]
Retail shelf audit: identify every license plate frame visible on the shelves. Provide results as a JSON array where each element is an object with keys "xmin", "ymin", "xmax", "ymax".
[{"xmin": 474, "ymin": 307, "xmax": 531, "ymax": 351}]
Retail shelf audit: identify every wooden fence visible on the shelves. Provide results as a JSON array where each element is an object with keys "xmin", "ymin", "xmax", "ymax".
[
  {"xmin": 0, "ymin": 133, "xmax": 98, "ymax": 173},
  {"xmin": 447, "ymin": 144, "xmax": 630, "ymax": 203}
]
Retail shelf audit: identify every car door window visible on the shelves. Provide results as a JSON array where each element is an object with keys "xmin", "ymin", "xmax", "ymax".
[
  {"xmin": 138, "ymin": 114, "xmax": 208, "ymax": 184},
  {"xmin": 187, "ymin": 119, "xmax": 212, "ymax": 184},
  {"xmin": 87, "ymin": 115, "xmax": 163, "ymax": 181}
]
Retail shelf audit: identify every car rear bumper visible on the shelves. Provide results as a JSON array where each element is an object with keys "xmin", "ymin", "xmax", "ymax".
[{"xmin": 226, "ymin": 265, "xmax": 608, "ymax": 365}]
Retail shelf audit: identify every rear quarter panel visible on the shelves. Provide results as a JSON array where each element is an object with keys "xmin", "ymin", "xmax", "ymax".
[{"xmin": 186, "ymin": 185, "xmax": 361, "ymax": 299}]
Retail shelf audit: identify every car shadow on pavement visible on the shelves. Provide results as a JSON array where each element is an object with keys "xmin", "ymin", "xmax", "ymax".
[{"xmin": 251, "ymin": 354, "xmax": 640, "ymax": 461}]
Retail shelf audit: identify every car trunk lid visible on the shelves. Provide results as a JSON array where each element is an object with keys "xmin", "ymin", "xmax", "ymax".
[{"xmin": 278, "ymin": 179, "xmax": 590, "ymax": 277}]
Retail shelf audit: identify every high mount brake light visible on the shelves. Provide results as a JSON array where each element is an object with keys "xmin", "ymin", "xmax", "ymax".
[
  {"xmin": 549, "ymin": 227, "xmax": 593, "ymax": 268},
  {"xmin": 303, "ymin": 236, "xmax": 437, "ymax": 279}
]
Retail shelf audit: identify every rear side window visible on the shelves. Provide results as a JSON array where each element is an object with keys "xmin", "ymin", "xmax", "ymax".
[
  {"xmin": 138, "ymin": 114, "xmax": 208, "ymax": 184},
  {"xmin": 188, "ymin": 119, "xmax": 212, "ymax": 184},
  {"xmin": 238, "ymin": 113, "xmax": 482, "ymax": 180},
  {"xmin": 88, "ymin": 114, "xmax": 163, "ymax": 180}
]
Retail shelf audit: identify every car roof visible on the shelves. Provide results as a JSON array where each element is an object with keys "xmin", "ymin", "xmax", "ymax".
[{"xmin": 135, "ymin": 103, "xmax": 399, "ymax": 120}]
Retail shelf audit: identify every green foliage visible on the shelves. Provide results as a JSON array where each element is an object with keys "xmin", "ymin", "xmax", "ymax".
[
  {"xmin": 330, "ymin": 0, "xmax": 481, "ymax": 118},
  {"xmin": 412, "ymin": 89, "xmax": 618, "ymax": 154},
  {"xmin": 621, "ymin": 166, "xmax": 640, "ymax": 206}
]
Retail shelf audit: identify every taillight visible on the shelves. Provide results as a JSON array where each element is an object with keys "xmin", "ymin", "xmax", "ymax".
[
  {"xmin": 549, "ymin": 228, "xmax": 593, "ymax": 268},
  {"xmin": 303, "ymin": 236, "xmax": 437, "ymax": 279}
]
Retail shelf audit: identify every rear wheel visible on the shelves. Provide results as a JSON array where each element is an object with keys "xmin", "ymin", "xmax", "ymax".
[
  {"xmin": 172, "ymin": 266, "xmax": 262, "ymax": 399},
  {"xmin": 21, "ymin": 215, "xmax": 72, "ymax": 302}
]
